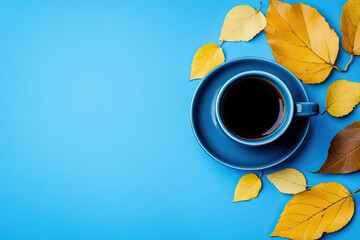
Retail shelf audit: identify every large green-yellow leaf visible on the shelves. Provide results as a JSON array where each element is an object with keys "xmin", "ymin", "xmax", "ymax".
[
  {"xmin": 265, "ymin": 0, "xmax": 339, "ymax": 84},
  {"xmin": 341, "ymin": 0, "xmax": 360, "ymax": 55},
  {"xmin": 271, "ymin": 182, "xmax": 356, "ymax": 240}
]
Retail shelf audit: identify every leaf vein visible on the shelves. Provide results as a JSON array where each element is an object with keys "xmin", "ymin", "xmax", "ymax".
[
  {"xmin": 276, "ymin": 194, "xmax": 350, "ymax": 233},
  {"xmin": 319, "ymin": 145, "xmax": 360, "ymax": 172},
  {"xmin": 271, "ymin": 3, "xmax": 331, "ymax": 65}
]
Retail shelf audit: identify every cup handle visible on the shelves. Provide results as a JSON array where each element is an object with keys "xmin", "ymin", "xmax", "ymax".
[{"xmin": 294, "ymin": 102, "xmax": 320, "ymax": 117}]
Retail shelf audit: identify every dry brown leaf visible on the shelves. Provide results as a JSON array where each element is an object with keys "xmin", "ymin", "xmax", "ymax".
[
  {"xmin": 315, "ymin": 121, "xmax": 360, "ymax": 174},
  {"xmin": 271, "ymin": 182, "xmax": 357, "ymax": 240},
  {"xmin": 265, "ymin": 0, "xmax": 339, "ymax": 84}
]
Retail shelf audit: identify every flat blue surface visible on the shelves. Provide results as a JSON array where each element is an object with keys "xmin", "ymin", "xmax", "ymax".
[{"xmin": 0, "ymin": 0, "xmax": 359, "ymax": 239}]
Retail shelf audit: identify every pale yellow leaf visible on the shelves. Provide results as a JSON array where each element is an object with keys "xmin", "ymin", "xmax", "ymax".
[
  {"xmin": 190, "ymin": 43, "xmax": 225, "ymax": 80},
  {"xmin": 271, "ymin": 182, "xmax": 355, "ymax": 240},
  {"xmin": 219, "ymin": 5, "xmax": 266, "ymax": 42},
  {"xmin": 341, "ymin": 0, "xmax": 360, "ymax": 55},
  {"xmin": 324, "ymin": 80, "xmax": 360, "ymax": 117},
  {"xmin": 233, "ymin": 173, "xmax": 261, "ymax": 202},
  {"xmin": 265, "ymin": 0, "xmax": 339, "ymax": 84},
  {"xmin": 267, "ymin": 168, "xmax": 307, "ymax": 194}
]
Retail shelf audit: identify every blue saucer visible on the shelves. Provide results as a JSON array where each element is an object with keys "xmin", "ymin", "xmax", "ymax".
[{"xmin": 190, "ymin": 57, "xmax": 311, "ymax": 170}]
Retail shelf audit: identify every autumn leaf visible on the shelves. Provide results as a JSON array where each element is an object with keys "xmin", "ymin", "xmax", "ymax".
[
  {"xmin": 315, "ymin": 121, "xmax": 360, "ymax": 174},
  {"xmin": 341, "ymin": 0, "xmax": 360, "ymax": 55},
  {"xmin": 265, "ymin": 0, "xmax": 339, "ymax": 84},
  {"xmin": 322, "ymin": 80, "xmax": 360, "ymax": 117},
  {"xmin": 267, "ymin": 168, "xmax": 307, "ymax": 194},
  {"xmin": 219, "ymin": 4, "xmax": 266, "ymax": 42},
  {"xmin": 190, "ymin": 43, "xmax": 225, "ymax": 80},
  {"xmin": 271, "ymin": 182, "xmax": 357, "ymax": 240},
  {"xmin": 233, "ymin": 173, "xmax": 261, "ymax": 202}
]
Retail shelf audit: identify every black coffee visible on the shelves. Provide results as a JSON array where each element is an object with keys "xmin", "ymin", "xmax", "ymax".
[{"xmin": 220, "ymin": 78, "xmax": 285, "ymax": 140}]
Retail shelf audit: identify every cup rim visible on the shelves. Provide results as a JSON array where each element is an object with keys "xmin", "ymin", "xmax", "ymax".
[{"xmin": 215, "ymin": 70, "xmax": 294, "ymax": 146}]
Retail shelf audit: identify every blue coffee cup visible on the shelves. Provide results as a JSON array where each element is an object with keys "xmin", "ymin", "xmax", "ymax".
[{"xmin": 215, "ymin": 71, "xmax": 319, "ymax": 146}]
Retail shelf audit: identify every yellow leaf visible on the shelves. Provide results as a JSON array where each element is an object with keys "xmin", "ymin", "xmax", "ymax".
[
  {"xmin": 341, "ymin": 0, "xmax": 360, "ymax": 55},
  {"xmin": 324, "ymin": 80, "xmax": 360, "ymax": 117},
  {"xmin": 267, "ymin": 168, "xmax": 307, "ymax": 194},
  {"xmin": 271, "ymin": 182, "xmax": 356, "ymax": 240},
  {"xmin": 265, "ymin": 0, "xmax": 339, "ymax": 84},
  {"xmin": 190, "ymin": 43, "xmax": 225, "ymax": 80},
  {"xmin": 219, "ymin": 5, "xmax": 266, "ymax": 42},
  {"xmin": 233, "ymin": 173, "xmax": 261, "ymax": 202}
]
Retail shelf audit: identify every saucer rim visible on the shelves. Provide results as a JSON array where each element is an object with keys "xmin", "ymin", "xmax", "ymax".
[{"xmin": 190, "ymin": 57, "xmax": 310, "ymax": 170}]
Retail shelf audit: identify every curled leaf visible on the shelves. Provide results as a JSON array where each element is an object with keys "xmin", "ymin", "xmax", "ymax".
[
  {"xmin": 265, "ymin": 0, "xmax": 339, "ymax": 84},
  {"xmin": 233, "ymin": 173, "xmax": 261, "ymax": 202},
  {"xmin": 219, "ymin": 4, "xmax": 266, "ymax": 42},
  {"xmin": 341, "ymin": 0, "xmax": 360, "ymax": 55},
  {"xmin": 323, "ymin": 80, "xmax": 360, "ymax": 117},
  {"xmin": 190, "ymin": 43, "xmax": 225, "ymax": 80},
  {"xmin": 267, "ymin": 168, "xmax": 307, "ymax": 194},
  {"xmin": 271, "ymin": 182, "xmax": 355, "ymax": 240},
  {"xmin": 315, "ymin": 121, "xmax": 360, "ymax": 174}
]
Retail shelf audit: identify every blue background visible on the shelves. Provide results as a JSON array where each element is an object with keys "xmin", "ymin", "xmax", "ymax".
[{"xmin": 0, "ymin": 0, "xmax": 359, "ymax": 239}]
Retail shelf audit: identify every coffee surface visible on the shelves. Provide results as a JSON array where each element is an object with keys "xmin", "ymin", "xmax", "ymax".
[{"xmin": 220, "ymin": 78, "xmax": 285, "ymax": 140}]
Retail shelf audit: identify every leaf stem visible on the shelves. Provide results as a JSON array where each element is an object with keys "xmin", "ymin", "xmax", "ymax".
[
  {"xmin": 219, "ymin": 40, "xmax": 224, "ymax": 47},
  {"xmin": 352, "ymin": 188, "xmax": 360, "ymax": 195},
  {"xmin": 259, "ymin": 170, "xmax": 263, "ymax": 178},
  {"xmin": 333, "ymin": 54, "xmax": 354, "ymax": 72},
  {"xmin": 321, "ymin": 109, "xmax": 327, "ymax": 115},
  {"xmin": 256, "ymin": 2, "xmax": 263, "ymax": 13}
]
